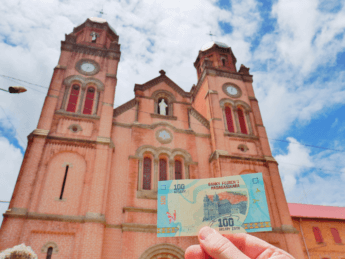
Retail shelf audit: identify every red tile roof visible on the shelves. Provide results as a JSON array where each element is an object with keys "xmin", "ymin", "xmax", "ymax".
[{"xmin": 288, "ymin": 203, "xmax": 345, "ymax": 220}]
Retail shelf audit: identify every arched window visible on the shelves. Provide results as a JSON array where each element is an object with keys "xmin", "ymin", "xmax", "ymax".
[
  {"xmin": 159, "ymin": 158, "xmax": 167, "ymax": 181},
  {"xmin": 66, "ymin": 84, "xmax": 80, "ymax": 112},
  {"xmin": 143, "ymin": 157, "xmax": 152, "ymax": 190},
  {"xmin": 83, "ymin": 87, "xmax": 95, "ymax": 115},
  {"xmin": 313, "ymin": 227, "xmax": 323, "ymax": 243},
  {"xmin": 225, "ymin": 106, "xmax": 234, "ymax": 133},
  {"xmin": 331, "ymin": 228, "xmax": 342, "ymax": 243},
  {"xmin": 237, "ymin": 108, "xmax": 248, "ymax": 134},
  {"xmin": 46, "ymin": 247, "xmax": 53, "ymax": 259},
  {"xmin": 221, "ymin": 58, "xmax": 226, "ymax": 66},
  {"xmin": 157, "ymin": 98, "xmax": 169, "ymax": 116},
  {"xmin": 175, "ymin": 160, "xmax": 182, "ymax": 180}
]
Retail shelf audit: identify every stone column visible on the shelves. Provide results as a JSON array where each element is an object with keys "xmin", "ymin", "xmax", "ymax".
[
  {"xmin": 77, "ymin": 87, "xmax": 85, "ymax": 113},
  {"xmin": 60, "ymin": 85, "xmax": 70, "ymax": 110},
  {"xmin": 233, "ymin": 108, "xmax": 241, "ymax": 133},
  {"xmin": 245, "ymin": 111, "xmax": 253, "ymax": 135},
  {"xmin": 184, "ymin": 163, "xmax": 190, "ymax": 179},
  {"xmin": 169, "ymin": 160, "xmax": 174, "ymax": 180},
  {"xmin": 93, "ymin": 91, "xmax": 100, "ymax": 115},
  {"xmin": 135, "ymin": 100, "xmax": 139, "ymax": 122},
  {"xmin": 153, "ymin": 158, "xmax": 159, "ymax": 191},
  {"xmin": 137, "ymin": 159, "xmax": 143, "ymax": 191}
]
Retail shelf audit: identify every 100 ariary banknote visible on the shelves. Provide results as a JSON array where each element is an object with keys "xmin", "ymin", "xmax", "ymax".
[{"xmin": 157, "ymin": 173, "xmax": 272, "ymax": 237}]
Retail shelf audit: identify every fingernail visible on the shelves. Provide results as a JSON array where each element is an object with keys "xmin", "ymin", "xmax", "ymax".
[{"xmin": 199, "ymin": 226, "xmax": 216, "ymax": 240}]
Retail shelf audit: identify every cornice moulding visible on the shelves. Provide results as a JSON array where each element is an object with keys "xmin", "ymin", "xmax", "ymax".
[
  {"xmin": 61, "ymin": 41, "xmax": 121, "ymax": 60},
  {"xmin": 54, "ymin": 65, "xmax": 67, "ymax": 70},
  {"xmin": 113, "ymin": 99, "xmax": 136, "ymax": 117},
  {"xmin": 150, "ymin": 113, "xmax": 177, "ymax": 121},
  {"xmin": 112, "ymin": 121, "xmax": 211, "ymax": 138},
  {"xmin": 122, "ymin": 223, "xmax": 157, "ymax": 233},
  {"xmin": 123, "ymin": 207, "xmax": 157, "ymax": 214},
  {"xmin": 32, "ymin": 129, "xmax": 50, "ymax": 137},
  {"xmin": 134, "ymin": 75, "xmax": 191, "ymax": 98},
  {"xmin": 55, "ymin": 110, "xmax": 100, "ymax": 120},
  {"xmin": 192, "ymin": 68, "xmax": 253, "ymax": 99},
  {"xmin": 189, "ymin": 107, "xmax": 210, "ymax": 129}
]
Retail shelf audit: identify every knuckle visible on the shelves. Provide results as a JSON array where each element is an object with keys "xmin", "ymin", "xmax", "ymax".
[{"xmin": 210, "ymin": 236, "xmax": 233, "ymax": 257}]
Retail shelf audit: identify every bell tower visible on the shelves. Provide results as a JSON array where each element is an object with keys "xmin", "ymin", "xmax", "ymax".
[
  {"xmin": 191, "ymin": 41, "xmax": 305, "ymax": 258},
  {"xmin": 0, "ymin": 17, "xmax": 120, "ymax": 259}
]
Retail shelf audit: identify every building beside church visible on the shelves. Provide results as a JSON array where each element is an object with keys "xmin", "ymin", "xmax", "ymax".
[
  {"xmin": 0, "ymin": 17, "xmax": 305, "ymax": 259},
  {"xmin": 289, "ymin": 203, "xmax": 345, "ymax": 259}
]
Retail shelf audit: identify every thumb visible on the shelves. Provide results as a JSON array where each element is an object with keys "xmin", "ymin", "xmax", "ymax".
[{"xmin": 198, "ymin": 227, "xmax": 250, "ymax": 259}]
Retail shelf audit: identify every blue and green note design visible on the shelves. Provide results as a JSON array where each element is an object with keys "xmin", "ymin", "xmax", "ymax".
[{"xmin": 157, "ymin": 173, "xmax": 272, "ymax": 237}]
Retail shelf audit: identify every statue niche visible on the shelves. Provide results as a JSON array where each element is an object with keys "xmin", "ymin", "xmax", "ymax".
[{"xmin": 158, "ymin": 98, "xmax": 168, "ymax": 116}]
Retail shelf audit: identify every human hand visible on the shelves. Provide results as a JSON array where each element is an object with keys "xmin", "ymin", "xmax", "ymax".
[{"xmin": 185, "ymin": 226, "xmax": 295, "ymax": 259}]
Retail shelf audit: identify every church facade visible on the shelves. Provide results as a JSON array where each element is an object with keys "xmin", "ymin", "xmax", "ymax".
[{"xmin": 0, "ymin": 18, "xmax": 305, "ymax": 259}]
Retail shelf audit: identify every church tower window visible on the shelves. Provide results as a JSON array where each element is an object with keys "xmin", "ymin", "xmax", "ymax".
[
  {"xmin": 221, "ymin": 57, "xmax": 227, "ymax": 66},
  {"xmin": 66, "ymin": 84, "xmax": 80, "ymax": 112},
  {"xmin": 59, "ymin": 165, "xmax": 69, "ymax": 200},
  {"xmin": 175, "ymin": 160, "xmax": 182, "ymax": 180},
  {"xmin": 83, "ymin": 86, "xmax": 96, "ymax": 115},
  {"xmin": 237, "ymin": 107, "xmax": 248, "ymax": 134},
  {"xmin": 225, "ymin": 106, "xmax": 234, "ymax": 133},
  {"xmin": 46, "ymin": 247, "xmax": 53, "ymax": 259},
  {"xmin": 143, "ymin": 157, "xmax": 152, "ymax": 190},
  {"xmin": 159, "ymin": 158, "xmax": 167, "ymax": 181}
]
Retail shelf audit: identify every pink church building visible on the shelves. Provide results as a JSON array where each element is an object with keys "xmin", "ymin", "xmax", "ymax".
[{"xmin": 0, "ymin": 17, "xmax": 305, "ymax": 259}]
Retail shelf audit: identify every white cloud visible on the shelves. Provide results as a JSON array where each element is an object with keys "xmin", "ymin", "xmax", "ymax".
[
  {"xmin": 0, "ymin": 0, "xmax": 344, "ymax": 209},
  {"xmin": 276, "ymin": 137, "xmax": 314, "ymax": 193},
  {"xmin": 276, "ymin": 137, "xmax": 345, "ymax": 206},
  {"xmin": 0, "ymin": 137, "xmax": 23, "ymax": 225}
]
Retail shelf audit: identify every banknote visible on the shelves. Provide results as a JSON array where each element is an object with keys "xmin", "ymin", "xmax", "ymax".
[{"xmin": 157, "ymin": 173, "xmax": 272, "ymax": 237}]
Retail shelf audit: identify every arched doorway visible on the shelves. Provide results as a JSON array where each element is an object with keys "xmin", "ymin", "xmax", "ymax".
[{"xmin": 139, "ymin": 243, "xmax": 184, "ymax": 259}]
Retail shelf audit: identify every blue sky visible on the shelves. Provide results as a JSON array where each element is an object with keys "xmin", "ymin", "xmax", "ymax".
[{"xmin": 0, "ymin": 0, "xmax": 344, "ymax": 224}]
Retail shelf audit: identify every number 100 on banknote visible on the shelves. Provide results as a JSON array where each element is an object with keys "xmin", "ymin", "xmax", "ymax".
[{"xmin": 157, "ymin": 173, "xmax": 272, "ymax": 237}]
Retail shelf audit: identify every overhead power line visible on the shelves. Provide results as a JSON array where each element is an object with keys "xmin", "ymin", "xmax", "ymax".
[
  {"xmin": 1, "ymin": 74, "xmax": 344, "ymax": 154},
  {"xmin": 0, "ymin": 74, "xmax": 48, "ymax": 89}
]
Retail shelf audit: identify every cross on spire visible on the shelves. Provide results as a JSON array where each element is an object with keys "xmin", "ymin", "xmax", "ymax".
[
  {"xmin": 208, "ymin": 31, "xmax": 216, "ymax": 41},
  {"xmin": 98, "ymin": 6, "xmax": 106, "ymax": 18}
]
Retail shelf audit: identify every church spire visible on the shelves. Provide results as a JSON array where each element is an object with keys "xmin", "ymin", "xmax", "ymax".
[{"xmin": 194, "ymin": 41, "xmax": 237, "ymax": 80}]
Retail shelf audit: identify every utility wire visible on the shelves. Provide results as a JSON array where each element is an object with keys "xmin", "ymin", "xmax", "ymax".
[
  {"xmin": 1, "ymin": 74, "xmax": 344, "ymax": 153},
  {"xmin": 0, "ymin": 76, "xmax": 342, "ymax": 206},
  {"xmin": 119, "ymin": 106, "xmax": 345, "ymax": 153},
  {"xmin": 0, "ymin": 74, "xmax": 48, "ymax": 89}
]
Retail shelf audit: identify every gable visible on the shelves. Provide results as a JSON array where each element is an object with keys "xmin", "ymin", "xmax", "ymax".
[
  {"xmin": 134, "ymin": 70, "xmax": 191, "ymax": 98},
  {"xmin": 113, "ymin": 99, "xmax": 137, "ymax": 120}
]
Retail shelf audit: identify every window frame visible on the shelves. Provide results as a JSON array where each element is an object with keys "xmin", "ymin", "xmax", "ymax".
[
  {"xmin": 136, "ymin": 146, "xmax": 193, "ymax": 199},
  {"xmin": 61, "ymin": 75, "xmax": 104, "ymax": 116},
  {"xmin": 174, "ymin": 157, "xmax": 184, "ymax": 180},
  {"xmin": 220, "ymin": 98, "xmax": 253, "ymax": 136},
  {"xmin": 66, "ymin": 84, "xmax": 81, "ymax": 113},
  {"xmin": 159, "ymin": 156, "xmax": 168, "ymax": 181},
  {"xmin": 224, "ymin": 105, "xmax": 235, "ymax": 133},
  {"xmin": 331, "ymin": 228, "xmax": 342, "ymax": 244},
  {"xmin": 237, "ymin": 106, "xmax": 248, "ymax": 134},
  {"xmin": 142, "ymin": 156, "xmax": 153, "ymax": 191},
  {"xmin": 157, "ymin": 97, "xmax": 169, "ymax": 116},
  {"xmin": 313, "ymin": 226, "xmax": 324, "ymax": 243},
  {"xmin": 46, "ymin": 247, "xmax": 53, "ymax": 259},
  {"xmin": 151, "ymin": 90, "xmax": 175, "ymax": 117},
  {"xmin": 82, "ymin": 86, "xmax": 96, "ymax": 115}
]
